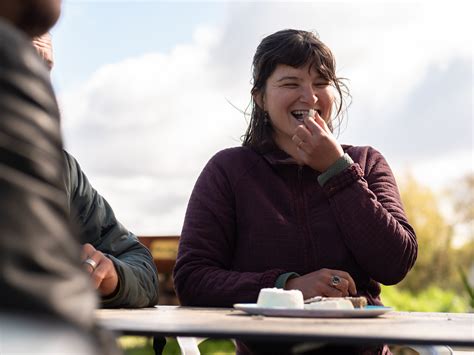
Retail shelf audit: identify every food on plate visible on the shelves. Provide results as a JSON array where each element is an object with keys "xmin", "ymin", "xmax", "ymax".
[
  {"xmin": 344, "ymin": 296, "xmax": 368, "ymax": 308},
  {"xmin": 304, "ymin": 296, "xmax": 368, "ymax": 309},
  {"xmin": 256, "ymin": 288, "xmax": 304, "ymax": 309},
  {"xmin": 255, "ymin": 289, "xmax": 368, "ymax": 311},
  {"xmin": 304, "ymin": 299, "xmax": 354, "ymax": 310}
]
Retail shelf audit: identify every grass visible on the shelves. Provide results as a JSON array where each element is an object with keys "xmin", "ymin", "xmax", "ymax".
[{"xmin": 380, "ymin": 285, "xmax": 470, "ymax": 312}]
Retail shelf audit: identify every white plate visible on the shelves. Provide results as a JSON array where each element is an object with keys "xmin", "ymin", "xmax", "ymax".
[{"xmin": 233, "ymin": 304, "xmax": 392, "ymax": 318}]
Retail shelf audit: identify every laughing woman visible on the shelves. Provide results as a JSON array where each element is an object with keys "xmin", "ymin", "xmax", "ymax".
[{"xmin": 174, "ymin": 29, "xmax": 417, "ymax": 354}]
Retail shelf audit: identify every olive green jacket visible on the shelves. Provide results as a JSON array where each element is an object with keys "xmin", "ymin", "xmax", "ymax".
[{"xmin": 63, "ymin": 152, "xmax": 159, "ymax": 308}]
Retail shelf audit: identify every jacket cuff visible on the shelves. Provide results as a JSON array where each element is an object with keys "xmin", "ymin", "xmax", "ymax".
[
  {"xmin": 260, "ymin": 269, "xmax": 288, "ymax": 289},
  {"xmin": 318, "ymin": 153, "xmax": 354, "ymax": 187},
  {"xmin": 275, "ymin": 272, "xmax": 300, "ymax": 289},
  {"xmin": 322, "ymin": 164, "xmax": 364, "ymax": 197}
]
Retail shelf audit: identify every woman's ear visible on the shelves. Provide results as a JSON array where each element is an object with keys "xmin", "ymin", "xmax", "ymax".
[{"xmin": 253, "ymin": 90, "xmax": 265, "ymax": 110}]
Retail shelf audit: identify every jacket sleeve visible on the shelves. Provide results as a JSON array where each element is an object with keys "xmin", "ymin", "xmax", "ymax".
[
  {"xmin": 173, "ymin": 157, "xmax": 285, "ymax": 307},
  {"xmin": 63, "ymin": 152, "xmax": 159, "ymax": 307},
  {"xmin": 0, "ymin": 20, "xmax": 98, "ymax": 329},
  {"xmin": 323, "ymin": 147, "xmax": 417, "ymax": 285}
]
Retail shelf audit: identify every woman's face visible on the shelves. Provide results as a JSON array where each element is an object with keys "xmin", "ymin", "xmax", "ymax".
[{"xmin": 258, "ymin": 62, "xmax": 335, "ymax": 148}]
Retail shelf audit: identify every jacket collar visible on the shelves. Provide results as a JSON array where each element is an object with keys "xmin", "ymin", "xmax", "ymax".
[{"xmin": 253, "ymin": 140, "xmax": 299, "ymax": 166}]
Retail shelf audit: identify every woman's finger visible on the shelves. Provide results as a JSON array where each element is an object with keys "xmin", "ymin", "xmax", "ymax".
[
  {"xmin": 303, "ymin": 114, "xmax": 324, "ymax": 136},
  {"xmin": 311, "ymin": 111, "xmax": 331, "ymax": 134},
  {"xmin": 292, "ymin": 130, "xmax": 312, "ymax": 153},
  {"xmin": 320, "ymin": 283, "xmax": 343, "ymax": 297},
  {"xmin": 291, "ymin": 135, "xmax": 304, "ymax": 147},
  {"xmin": 334, "ymin": 271, "xmax": 357, "ymax": 295},
  {"xmin": 330, "ymin": 277, "xmax": 350, "ymax": 296},
  {"xmin": 323, "ymin": 269, "xmax": 357, "ymax": 296},
  {"xmin": 294, "ymin": 124, "xmax": 312, "ymax": 141}
]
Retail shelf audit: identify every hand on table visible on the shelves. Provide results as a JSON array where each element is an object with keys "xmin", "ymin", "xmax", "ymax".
[
  {"xmin": 81, "ymin": 243, "xmax": 119, "ymax": 297},
  {"xmin": 285, "ymin": 268, "xmax": 357, "ymax": 299},
  {"xmin": 292, "ymin": 111, "xmax": 344, "ymax": 172}
]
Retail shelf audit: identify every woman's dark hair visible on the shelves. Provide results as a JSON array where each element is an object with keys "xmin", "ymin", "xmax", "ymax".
[{"xmin": 242, "ymin": 29, "xmax": 350, "ymax": 148}]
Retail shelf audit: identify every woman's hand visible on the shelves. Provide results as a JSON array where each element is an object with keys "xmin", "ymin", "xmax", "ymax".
[
  {"xmin": 285, "ymin": 268, "xmax": 357, "ymax": 299},
  {"xmin": 292, "ymin": 112, "xmax": 344, "ymax": 172}
]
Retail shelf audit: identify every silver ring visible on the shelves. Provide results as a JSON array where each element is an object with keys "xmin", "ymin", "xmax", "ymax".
[
  {"xmin": 331, "ymin": 275, "xmax": 341, "ymax": 286},
  {"xmin": 82, "ymin": 258, "xmax": 97, "ymax": 271}
]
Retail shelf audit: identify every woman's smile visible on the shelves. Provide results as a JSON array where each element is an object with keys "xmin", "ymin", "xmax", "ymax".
[{"xmin": 291, "ymin": 109, "xmax": 321, "ymax": 122}]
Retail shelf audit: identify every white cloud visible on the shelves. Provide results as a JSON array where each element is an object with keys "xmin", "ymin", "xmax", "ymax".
[
  {"xmin": 62, "ymin": 24, "xmax": 246, "ymax": 175},
  {"xmin": 60, "ymin": 24, "xmax": 248, "ymax": 234},
  {"xmin": 58, "ymin": 2, "xmax": 472, "ymax": 235}
]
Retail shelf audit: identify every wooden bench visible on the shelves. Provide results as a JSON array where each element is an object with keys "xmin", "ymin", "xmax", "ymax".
[{"xmin": 138, "ymin": 236, "xmax": 180, "ymax": 305}]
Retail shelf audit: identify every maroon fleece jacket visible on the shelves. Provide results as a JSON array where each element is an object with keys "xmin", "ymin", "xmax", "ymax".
[{"xmin": 174, "ymin": 144, "xmax": 417, "ymax": 307}]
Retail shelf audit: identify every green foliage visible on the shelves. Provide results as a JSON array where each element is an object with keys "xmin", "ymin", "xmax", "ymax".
[
  {"xmin": 199, "ymin": 339, "xmax": 236, "ymax": 355},
  {"xmin": 119, "ymin": 336, "xmax": 153, "ymax": 355},
  {"xmin": 397, "ymin": 174, "xmax": 474, "ymax": 295},
  {"xmin": 398, "ymin": 175, "xmax": 456, "ymax": 292},
  {"xmin": 163, "ymin": 338, "xmax": 181, "ymax": 354},
  {"xmin": 119, "ymin": 336, "xmax": 236, "ymax": 355},
  {"xmin": 458, "ymin": 267, "xmax": 474, "ymax": 309},
  {"xmin": 380, "ymin": 285, "xmax": 469, "ymax": 313}
]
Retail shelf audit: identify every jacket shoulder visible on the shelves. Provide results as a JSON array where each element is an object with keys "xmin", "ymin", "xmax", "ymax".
[
  {"xmin": 197, "ymin": 147, "xmax": 262, "ymax": 189},
  {"xmin": 209, "ymin": 146, "xmax": 260, "ymax": 173},
  {"xmin": 210, "ymin": 146, "xmax": 259, "ymax": 165},
  {"xmin": 62, "ymin": 150, "xmax": 85, "ymax": 196},
  {"xmin": 344, "ymin": 145, "xmax": 392, "ymax": 178}
]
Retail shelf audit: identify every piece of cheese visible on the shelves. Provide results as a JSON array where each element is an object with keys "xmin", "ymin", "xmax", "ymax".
[
  {"xmin": 257, "ymin": 288, "xmax": 304, "ymax": 309},
  {"xmin": 304, "ymin": 299, "xmax": 354, "ymax": 310}
]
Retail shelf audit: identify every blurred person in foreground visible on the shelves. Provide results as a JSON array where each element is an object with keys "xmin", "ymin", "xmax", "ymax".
[
  {"xmin": 174, "ymin": 29, "xmax": 417, "ymax": 354},
  {"xmin": 31, "ymin": 33, "xmax": 159, "ymax": 309},
  {"xmin": 0, "ymin": 0, "xmax": 118, "ymax": 354}
]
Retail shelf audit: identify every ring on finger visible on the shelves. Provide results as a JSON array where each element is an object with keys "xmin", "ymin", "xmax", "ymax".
[
  {"xmin": 82, "ymin": 257, "xmax": 97, "ymax": 271},
  {"xmin": 330, "ymin": 275, "xmax": 341, "ymax": 287}
]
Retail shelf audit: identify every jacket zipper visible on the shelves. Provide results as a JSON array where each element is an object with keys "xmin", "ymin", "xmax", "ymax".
[
  {"xmin": 296, "ymin": 166, "xmax": 311, "ymax": 270},
  {"xmin": 297, "ymin": 166, "xmax": 318, "ymax": 271}
]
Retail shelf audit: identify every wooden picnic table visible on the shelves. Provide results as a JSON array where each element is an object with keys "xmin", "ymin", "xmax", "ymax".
[{"xmin": 95, "ymin": 306, "xmax": 474, "ymax": 347}]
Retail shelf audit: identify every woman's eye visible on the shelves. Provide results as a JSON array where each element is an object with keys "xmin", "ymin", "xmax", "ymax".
[
  {"xmin": 282, "ymin": 83, "xmax": 298, "ymax": 88},
  {"xmin": 314, "ymin": 82, "xmax": 329, "ymax": 88}
]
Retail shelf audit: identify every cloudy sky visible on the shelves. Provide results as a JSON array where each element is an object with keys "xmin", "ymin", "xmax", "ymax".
[{"xmin": 50, "ymin": 0, "xmax": 472, "ymax": 236}]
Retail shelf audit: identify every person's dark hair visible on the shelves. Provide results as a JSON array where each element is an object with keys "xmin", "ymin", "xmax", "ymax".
[
  {"xmin": 0, "ymin": 0, "xmax": 61, "ymax": 37},
  {"xmin": 242, "ymin": 29, "xmax": 350, "ymax": 148}
]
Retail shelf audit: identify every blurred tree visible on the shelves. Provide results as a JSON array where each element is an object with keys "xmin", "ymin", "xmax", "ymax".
[
  {"xmin": 380, "ymin": 173, "xmax": 473, "ymax": 312},
  {"xmin": 448, "ymin": 174, "xmax": 474, "ymax": 308},
  {"xmin": 449, "ymin": 173, "xmax": 474, "ymax": 224},
  {"xmin": 396, "ymin": 174, "xmax": 458, "ymax": 292}
]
